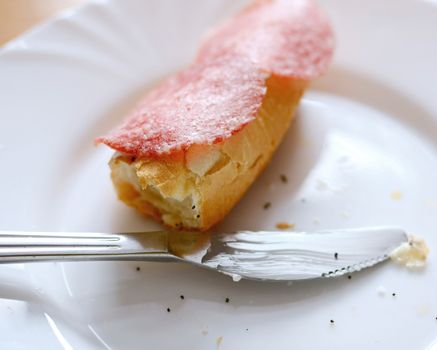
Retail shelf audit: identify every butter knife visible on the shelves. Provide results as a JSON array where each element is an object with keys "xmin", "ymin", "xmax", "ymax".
[{"xmin": 0, "ymin": 227, "xmax": 407, "ymax": 281}]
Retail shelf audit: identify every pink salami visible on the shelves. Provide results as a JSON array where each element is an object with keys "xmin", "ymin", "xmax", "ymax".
[{"xmin": 96, "ymin": 0, "xmax": 334, "ymax": 158}]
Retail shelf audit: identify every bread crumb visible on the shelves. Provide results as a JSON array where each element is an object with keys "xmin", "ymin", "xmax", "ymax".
[
  {"xmin": 216, "ymin": 336, "xmax": 223, "ymax": 348},
  {"xmin": 390, "ymin": 235, "xmax": 429, "ymax": 268},
  {"xmin": 276, "ymin": 222, "xmax": 295, "ymax": 230},
  {"xmin": 390, "ymin": 191, "xmax": 403, "ymax": 201}
]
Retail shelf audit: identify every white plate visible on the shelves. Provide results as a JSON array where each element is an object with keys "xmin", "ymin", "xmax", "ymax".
[{"xmin": 1, "ymin": 0, "xmax": 437, "ymax": 349}]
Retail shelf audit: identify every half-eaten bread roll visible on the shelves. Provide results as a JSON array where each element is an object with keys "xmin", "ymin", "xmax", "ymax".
[{"xmin": 97, "ymin": 0, "xmax": 334, "ymax": 230}]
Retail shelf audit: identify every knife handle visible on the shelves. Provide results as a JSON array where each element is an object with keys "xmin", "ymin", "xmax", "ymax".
[{"xmin": 0, "ymin": 231, "xmax": 178, "ymax": 263}]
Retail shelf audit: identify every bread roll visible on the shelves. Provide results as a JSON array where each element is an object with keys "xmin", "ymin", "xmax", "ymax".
[{"xmin": 97, "ymin": 0, "xmax": 334, "ymax": 230}]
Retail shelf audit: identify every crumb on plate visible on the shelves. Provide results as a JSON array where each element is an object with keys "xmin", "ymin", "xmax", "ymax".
[
  {"xmin": 276, "ymin": 222, "xmax": 295, "ymax": 230},
  {"xmin": 390, "ymin": 235, "xmax": 429, "ymax": 268},
  {"xmin": 216, "ymin": 336, "xmax": 223, "ymax": 347}
]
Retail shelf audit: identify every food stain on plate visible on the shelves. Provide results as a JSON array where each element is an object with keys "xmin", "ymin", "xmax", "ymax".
[{"xmin": 390, "ymin": 191, "xmax": 403, "ymax": 201}]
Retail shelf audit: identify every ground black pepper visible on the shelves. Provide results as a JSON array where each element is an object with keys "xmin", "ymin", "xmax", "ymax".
[
  {"xmin": 330, "ymin": 320, "xmax": 335, "ymax": 324},
  {"xmin": 347, "ymin": 275, "xmax": 352, "ymax": 280},
  {"xmin": 263, "ymin": 202, "xmax": 271, "ymax": 210},
  {"xmin": 136, "ymin": 267, "xmax": 140, "ymax": 271},
  {"xmin": 225, "ymin": 298, "xmax": 230, "ymax": 303},
  {"xmin": 392, "ymin": 293, "xmax": 396, "ymax": 297},
  {"xmin": 180, "ymin": 295, "xmax": 185, "ymax": 300},
  {"xmin": 280, "ymin": 175, "xmax": 288, "ymax": 183},
  {"xmin": 167, "ymin": 308, "xmax": 171, "ymax": 312},
  {"xmin": 197, "ymin": 214, "xmax": 200, "ymax": 218},
  {"xmin": 192, "ymin": 205, "xmax": 196, "ymax": 210},
  {"xmin": 334, "ymin": 253, "xmax": 338, "ymax": 260}
]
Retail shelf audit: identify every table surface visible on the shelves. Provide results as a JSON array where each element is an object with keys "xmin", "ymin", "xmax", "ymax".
[{"xmin": 0, "ymin": 0, "xmax": 85, "ymax": 45}]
